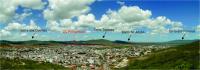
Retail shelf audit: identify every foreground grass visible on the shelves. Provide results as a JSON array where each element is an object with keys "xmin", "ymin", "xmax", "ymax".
[
  {"xmin": 118, "ymin": 40, "xmax": 200, "ymax": 70},
  {"xmin": 0, "ymin": 58, "xmax": 69, "ymax": 70}
]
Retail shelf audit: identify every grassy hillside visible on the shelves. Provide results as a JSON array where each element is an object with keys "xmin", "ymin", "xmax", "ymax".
[
  {"xmin": 119, "ymin": 40, "xmax": 200, "ymax": 69},
  {"xmin": 0, "ymin": 58, "xmax": 69, "ymax": 70}
]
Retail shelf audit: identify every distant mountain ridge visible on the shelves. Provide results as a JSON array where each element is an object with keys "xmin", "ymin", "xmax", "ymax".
[
  {"xmin": 0, "ymin": 39, "xmax": 199, "ymax": 45},
  {"xmin": 165, "ymin": 40, "xmax": 198, "ymax": 44}
]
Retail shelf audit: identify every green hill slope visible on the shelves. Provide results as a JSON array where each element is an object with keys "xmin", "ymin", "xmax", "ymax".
[{"xmin": 120, "ymin": 40, "xmax": 200, "ymax": 69}]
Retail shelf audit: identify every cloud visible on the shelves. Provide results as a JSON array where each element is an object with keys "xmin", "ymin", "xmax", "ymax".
[
  {"xmin": 20, "ymin": 33, "xmax": 27, "ymax": 37},
  {"xmin": 43, "ymin": 0, "xmax": 95, "ymax": 21},
  {"xmin": 14, "ymin": 12, "xmax": 32, "ymax": 22},
  {"xmin": 0, "ymin": 29, "xmax": 11, "ymax": 37},
  {"xmin": 114, "ymin": 6, "xmax": 152, "ymax": 22},
  {"xmin": 46, "ymin": 21, "xmax": 63, "ymax": 32},
  {"xmin": 145, "ymin": 16, "xmax": 182, "ymax": 34},
  {"xmin": 150, "ymin": 26, "xmax": 168, "ymax": 35},
  {"xmin": 4, "ymin": 20, "xmax": 41, "ymax": 31},
  {"xmin": 117, "ymin": 1, "xmax": 125, "ymax": 6},
  {"xmin": 5, "ymin": 22, "xmax": 25, "ymax": 30},
  {"xmin": 75, "ymin": 14, "xmax": 96, "ymax": 28},
  {"xmin": 196, "ymin": 24, "xmax": 200, "ymax": 32},
  {"xmin": 46, "ymin": 14, "xmax": 97, "ymax": 32},
  {"xmin": 1, "ymin": 20, "xmax": 42, "ymax": 40},
  {"xmin": 170, "ymin": 22, "xmax": 183, "ymax": 30},
  {"xmin": 94, "ymin": 6, "xmax": 181, "ymax": 33},
  {"xmin": 95, "ymin": 6, "xmax": 171, "ymax": 32},
  {"xmin": 0, "ymin": 0, "xmax": 18, "ymax": 23},
  {"xmin": 2, "ymin": 0, "xmax": 181, "ymax": 37},
  {"xmin": 92, "ymin": 6, "xmax": 153, "ymax": 32},
  {"xmin": 18, "ymin": 0, "xmax": 46, "ymax": 10},
  {"xmin": 44, "ymin": 0, "xmax": 95, "ymax": 32},
  {"xmin": 25, "ymin": 20, "xmax": 41, "ymax": 30},
  {"xmin": 45, "ymin": 5, "xmax": 183, "ymax": 34},
  {"xmin": 60, "ymin": 19, "xmax": 73, "ymax": 27},
  {"xmin": 0, "ymin": 0, "xmax": 46, "ymax": 23}
]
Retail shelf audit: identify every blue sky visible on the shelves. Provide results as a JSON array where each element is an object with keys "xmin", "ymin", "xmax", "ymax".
[
  {"xmin": 90, "ymin": 1, "xmax": 199, "ymax": 26},
  {"xmin": 0, "ymin": 0, "xmax": 199, "ymax": 42}
]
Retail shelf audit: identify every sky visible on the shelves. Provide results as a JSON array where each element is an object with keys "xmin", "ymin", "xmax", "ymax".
[{"xmin": 0, "ymin": 0, "xmax": 199, "ymax": 42}]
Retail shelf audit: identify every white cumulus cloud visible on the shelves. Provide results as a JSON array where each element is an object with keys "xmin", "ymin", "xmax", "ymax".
[
  {"xmin": 45, "ymin": 5, "xmax": 183, "ymax": 34},
  {"xmin": 18, "ymin": 0, "xmax": 46, "ymax": 10},
  {"xmin": 0, "ymin": 0, "xmax": 18, "ymax": 23},
  {"xmin": 4, "ymin": 20, "xmax": 41, "ymax": 31},
  {"xmin": 0, "ymin": 29, "xmax": 11, "ymax": 37},
  {"xmin": 43, "ymin": 0, "xmax": 95, "ymax": 21},
  {"xmin": 5, "ymin": 22, "xmax": 25, "ymax": 30},
  {"xmin": 0, "ymin": 0, "xmax": 46, "ymax": 23},
  {"xmin": 20, "ymin": 33, "xmax": 27, "ymax": 37},
  {"xmin": 14, "ymin": 12, "xmax": 32, "ymax": 22},
  {"xmin": 117, "ymin": 6, "xmax": 152, "ymax": 22},
  {"xmin": 25, "ymin": 20, "xmax": 41, "ymax": 30}
]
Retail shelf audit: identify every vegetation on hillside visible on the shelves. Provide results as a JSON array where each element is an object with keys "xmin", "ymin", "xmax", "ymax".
[{"xmin": 119, "ymin": 41, "xmax": 200, "ymax": 69}]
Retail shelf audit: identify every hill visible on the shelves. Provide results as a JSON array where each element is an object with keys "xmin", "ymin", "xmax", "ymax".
[
  {"xmin": 119, "ymin": 40, "xmax": 200, "ymax": 69},
  {"xmin": 164, "ymin": 40, "xmax": 197, "ymax": 44},
  {"xmin": 1, "ymin": 39, "xmax": 193, "ymax": 45},
  {"xmin": 0, "ymin": 39, "xmax": 124, "ymax": 47},
  {"xmin": 0, "ymin": 39, "xmax": 199, "ymax": 48}
]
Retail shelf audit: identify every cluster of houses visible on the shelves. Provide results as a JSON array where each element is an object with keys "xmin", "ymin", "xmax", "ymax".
[{"xmin": 0, "ymin": 45, "xmax": 167, "ymax": 69}]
